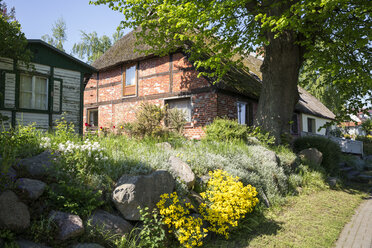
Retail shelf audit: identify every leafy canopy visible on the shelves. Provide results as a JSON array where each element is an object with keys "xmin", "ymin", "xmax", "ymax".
[
  {"xmin": 90, "ymin": 0, "xmax": 371, "ymax": 121},
  {"xmin": 72, "ymin": 29, "xmax": 124, "ymax": 64},
  {"xmin": 0, "ymin": 0, "xmax": 30, "ymax": 62},
  {"xmin": 42, "ymin": 17, "xmax": 67, "ymax": 51}
]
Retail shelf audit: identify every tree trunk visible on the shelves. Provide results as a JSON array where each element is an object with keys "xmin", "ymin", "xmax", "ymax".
[{"xmin": 254, "ymin": 29, "xmax": 303, "ymax": 144}]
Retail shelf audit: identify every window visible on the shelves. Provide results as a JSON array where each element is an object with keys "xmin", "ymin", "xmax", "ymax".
[
  {"xmin": 237, "ymin": 102, "xmax": 247, "ymax": 124},
  {"xmin": 123, "ymin": 65, "xmax": 136, "ymax": 96},
  {"xmin": 291, "ymin": 114, "xmax": 298, "ymax": 134},
  {"xmin": 166, "ymin": 98, "xmax": 192, "ymax": 122},
  {"xmin": 307, "ymin": 117, "xmax": 316, "ymax": 133},
  {"xmin": 87, "ymin": 108, "xmax": 98, "ymax": 127},
  {"xmin": 19, "ymin": 74, "xmax": 48, "ymax": 110}
]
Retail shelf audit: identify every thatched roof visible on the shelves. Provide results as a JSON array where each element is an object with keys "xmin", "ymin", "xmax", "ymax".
[
  {"xmin": 92, "ymin": 29, "xmax": 152, "ymax": 70},
  {"xmin": 93, "ymin": 29, "xmax": 335, "ymax": 120}
]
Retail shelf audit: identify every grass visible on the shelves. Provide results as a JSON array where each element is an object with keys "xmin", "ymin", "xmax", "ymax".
[{"xmin": 206, "ymin": 186, "xmax": 368, "ymax": 248}]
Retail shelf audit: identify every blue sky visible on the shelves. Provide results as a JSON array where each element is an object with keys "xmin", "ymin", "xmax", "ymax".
[{"xmin": 9, "ymin": 0, "xmax": 131, "ymax": 55}]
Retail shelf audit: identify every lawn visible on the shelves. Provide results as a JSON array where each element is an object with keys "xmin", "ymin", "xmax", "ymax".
[{"xmin": 207, "ymin": 186, "xmax": 367, "ymax": 248}]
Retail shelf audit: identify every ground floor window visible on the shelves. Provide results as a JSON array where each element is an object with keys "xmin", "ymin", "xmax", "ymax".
[
  {"xmin": 307, "ymin": 117, "xmax": 316, "ymax": 133},
  {"xmin": 237, "ymin": 102, "xmax": 247, "ymax": 125},
  {"xmin": 87, "ymin": 108, "xmax": 98, "ymax": 128},
  {"xmin": 19, "ymin": 74, "xmax": 48, "ymax": 110},
  {"xmin": 165, "ymin": 97, "xmax": 192, "ymax": 122}
]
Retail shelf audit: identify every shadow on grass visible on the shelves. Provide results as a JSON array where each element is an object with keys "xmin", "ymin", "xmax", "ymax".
[{"xmin": 205, "ymin": 208, "xmax": 283, "ymax": 248}]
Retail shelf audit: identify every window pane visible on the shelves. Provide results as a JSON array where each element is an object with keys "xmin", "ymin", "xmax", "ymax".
[
  {"xmin": 35, "ymin": 77, "xmax": 47, "ymax": 95},
  {"xmin": 34, "ymin": 77, "xmax": 48, "ymax": 110},
  {"xmin": 20, "ymin": 75, "xmax": 32, "ymax": 92},
  {"xmin": 19, "ymin": 92, "xmax": 32, "ymax": 108},
  {"xmin": 167, "ymin": 98, "xmax": 191, "ymax": 122},
  {"xmin": 237, "ymin": 102, "xmax": 246, "ymax": 124},
  {"xmin": 125, "ymin": 66, "xmax": 136, "ymax": 86},
  {"xmin": 88, "ymin": 109, "xmax": 98, "ymax": 127}
]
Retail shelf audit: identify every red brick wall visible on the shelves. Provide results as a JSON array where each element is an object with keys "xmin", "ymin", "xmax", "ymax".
[{"xmin": 83, "ymin": 53, "xmax": 254, "ymax": 138}]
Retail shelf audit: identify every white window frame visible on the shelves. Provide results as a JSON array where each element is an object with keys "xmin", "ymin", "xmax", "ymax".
[
  {"xmin": 237, "ymin": 101, "xmax": 247, "ymax": 125},
  {"xmin": 20, "ymin": 74, "xmax": 49, "ymax": 110}
]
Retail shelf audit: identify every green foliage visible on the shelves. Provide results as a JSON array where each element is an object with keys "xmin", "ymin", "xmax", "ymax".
[
  {"xmin": 113, "ymin": 228, "xmax": 141, "ymax": 248},
  {"xmin": 138, "ymin": 206, "xmax": 167, "ymax": 248},
  {"xmin": 0, "ymin": 124, "xmax": 42, "ymax": 175},
  {"xmin": 28, "ymin": 217, "xmax": 57, "ymax": 244},
  {"xmin": 293, "ymin": 136, "xmax": 342, "ymax": 174},
  {"xmin": 124, "ymin": 103, "xmax": 168, "ymax": 138},
  {"xmin": 361, "ymin": 119, "xmax": 372, "ymax": 135},
  {"xmin": 356, "ymin": 135, "xmax": 372, "ymax": 155},
  {"xmin": 47, "ymin": 182, "xmax": 104, "ymax": 217},
  {"xmin": 166, "ymin": 108, "xmax": 187, "ymax": 134},
  {"xmin": 72, "ymin": 30, "xmax": 124, "ymax": 64},
  {"xmin": 204, "ymin": 118, "xmax": 275, "ymax": 145},
  {"xmin": 0, "ymin": 229, "xmax": 17, "ymax": 248},
  {"xmin": 0, "ymin": 0, "xmax": 31, "ymax": 62},
  {"xmin": 41, "ymin": 17, "xmax": 67, "ymax": 51},
  {"xmin": 51, "ymin": 115, "xmax": 78, "ymax": 145}
]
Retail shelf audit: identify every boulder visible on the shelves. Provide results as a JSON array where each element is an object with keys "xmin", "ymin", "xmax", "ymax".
[
  {"xmin": 0, "ymin": 190, "xmax": 30, "ymax": 231},
  {"xmin": 16, "ymin": 178, "xmax": 46, "ymax": 200},
  {"xmin": 155, "ymin": 142, "xmax": 172, "ymax": 150},
  {"xmin": 70, "ymin": 244, "xmax": 105, "ymax": 248},
  {"xmin": 169, "ymin": 156, "xmax": 195, "ymax": 189},
  {"xmin": 298, "ymin": 148, "xmax": 323, "ymax": 166},
  {"xmin": 112, "ymin": 170, "xmax": 175, "ymax": 220},
  {"xmin": 16, "ymin": 239, "xmax": 51, "ymax": 248},
  {"xmin": 49, "ymin": 211, "xmax": 84, "ymax": 240},
  {"xmin": 87, "ymin": 210, "xmax": 133, "ymax": 236},
  {"xmin": 15, "ymin": 151, "xmax": 56, "ymax": 179},
  {"xmin": 327, "ymin": 177, "xmax": 338, "ymax": 188}
]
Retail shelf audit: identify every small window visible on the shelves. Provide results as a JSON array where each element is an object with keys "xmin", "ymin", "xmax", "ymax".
[
  {"xmin": 166, "ymin": 98, "xmax": 192, "ymax": 122},
  {"xmin": 291, "ymin": 114, "xmax": 298, "ymax": 134},
  {"xmin": 87, "ymin": 108, "xmax": 98, "ymax": 128},
  {"xmin": 19, "ymin": 74, "xmax": 48, "ymax": 110},
  {"xmin": 307, "ymin": 117, "xmax": 316, "ymax": 133},
  {"xmin": 123, "ymin": 65, "xmax": 136, "ymax": 96},
  {"xmin": 237, "ymin": 102, "xmax": 247, "ymax": 124}
]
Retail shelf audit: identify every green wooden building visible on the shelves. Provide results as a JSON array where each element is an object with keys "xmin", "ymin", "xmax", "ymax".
[{"xmin": 0, "ymin": 39, "xmax": 96, "ymax": 133}]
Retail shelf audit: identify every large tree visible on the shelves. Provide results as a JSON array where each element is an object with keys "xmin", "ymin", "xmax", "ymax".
[
  {"xmin": 72, "ymin": 29, "xmax": 124, "ymax": 64},
  {"xmin": 42, "ymin": 17, "xmax": 67, "ymax": 51},
  {"xmin": 91, "ymin": 0, "xmax": 371, "ymax": 143},
  {"xmin": 0, "ymin": 0, "xmax": 30, "ymax": 62}
]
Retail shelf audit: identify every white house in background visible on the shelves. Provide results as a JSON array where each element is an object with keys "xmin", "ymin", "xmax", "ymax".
[
  {"xmin": 294, "ymin": 87, "xmax": 336, "ymax": 136},
  {"xmin": 0, "ymin": 39, "xmax": 96, "ymax": 133}
]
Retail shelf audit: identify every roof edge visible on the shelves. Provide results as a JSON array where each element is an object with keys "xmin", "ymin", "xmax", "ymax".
[{"xmin": 27, "ymin": 39, "xmax": 97, "ymax": 72}]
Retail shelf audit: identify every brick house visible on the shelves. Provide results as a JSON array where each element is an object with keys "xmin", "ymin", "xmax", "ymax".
[{"xmin": 83, "ymin": 30, "xmax": 335, "ymax": 138}]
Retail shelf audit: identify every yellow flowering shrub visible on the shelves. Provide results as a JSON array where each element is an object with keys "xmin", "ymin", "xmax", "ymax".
[
  {"xmin": 199, "ymin": 169, "xmax": 259, "ymax": 239},
  {"xmin": 156, "ymin": 192, "xmax": 207, "ymax": 248}
]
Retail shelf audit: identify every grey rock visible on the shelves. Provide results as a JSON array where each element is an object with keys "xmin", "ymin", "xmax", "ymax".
[
  {"xmin": 0, "ymin": 190, "xmax": 30, "ymax": 231},
  {"xmin": 346, "ymin": 170, "xmax": 360, "ymax": 180},
  {"xmin": 16, "ymin": 151, "xmax": 56, "ymax": 179},
  {"xmin": 257, "ymin": 146, "xmax": 280, "ymax": 165},
  {"xmin": 87, "ymin": 210, "xmax": 133, "ymax": 236},
  {"xmin": 16, "ymin": 239, "xmax": 51, "ymax": 248},
  {"xmin": 327, "ymin": 177, "xmax": 338, "ymax": 188},
  {"xmin": 298, "ymin": 148, "xmax": 323, "ymax": 166},
  {"xmin": 357, "ymin": 174, "xmax": 372, "ymax": 183},
  {"xmin": 113, "ymin": 170, "xmax": 175, "ymax": 220},
  {"xmin": 155, "ymin": 142, "xmax": 172, "ymax": 150},
  {"xmin": 169, "ymin": 156, "xmax": 195, "ymax": 189},
  {"xmin": 49, "ymin": 211, "xmax": 84, "ymax": 240},
  {"xmin": 16, "ymin": 178, "xmax": 46, "ymax": 200},
  {"xmin": 70, "ymin": 244, "xmax": 105, "ymax": 248}
]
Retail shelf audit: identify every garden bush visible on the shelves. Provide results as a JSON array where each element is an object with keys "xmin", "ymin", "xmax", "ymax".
[
  {"xmin": 293, "ymin": 136, "xmax": 341, "ymax": 174},
  {"xmin": 204, "ymin": 118, "xmax": 275, "ymax": 145}
]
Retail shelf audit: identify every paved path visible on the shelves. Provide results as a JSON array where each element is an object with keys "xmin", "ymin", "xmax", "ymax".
[{"xmin": 335, "ymin": 194, "xmax": 372, "ymax": 248}]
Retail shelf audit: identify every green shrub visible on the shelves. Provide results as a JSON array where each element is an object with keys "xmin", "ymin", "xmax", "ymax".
[
  {"xmin": 166, "ymin": 108, "xmax": 187, "ymax": 134},
  {"xmin": 125, "ymin": 103, "xmax": 168, "ymax": 138},
  {"xmin": 204, "ymin": 118, "xmax": 275, "ymax": 145},
  {"xmin": 293, "ymin": 136, "xmax": 341, "ymax": 174},
  {"xmin": 204, "ymin": 118, "xmax": 249, "ymax": 142},
  {"xmin": 47, "ymin": 182, "xmax": 104, "ymax": 217},
  {"xmin": 356, "ymin": 135, "xmax": 372, "ymax": 155}
]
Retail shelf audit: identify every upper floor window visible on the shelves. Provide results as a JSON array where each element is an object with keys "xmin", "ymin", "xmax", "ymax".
[
  {"xmin": 19, "ymin": 74, "xmax": 48, "ymax": 110},
  {"xmin": 123, "ymin": 65, "xmax": 136, "ymax": 96}
]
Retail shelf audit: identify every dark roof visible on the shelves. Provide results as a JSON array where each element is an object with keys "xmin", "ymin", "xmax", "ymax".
[
  {"xmin": 92, "ymin": 29, "xmax": 152, "ymax": 70},
  {"xmin": 92, "ymin": 30, "xmax": 335, "ymax": 119},
  {"xmin": 27, "ymin": 39, "xmax": 96, "ymax": 73}
]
